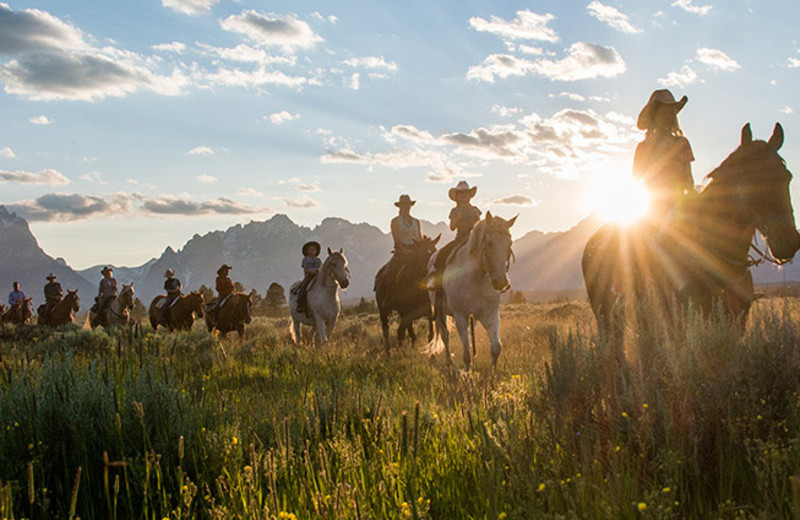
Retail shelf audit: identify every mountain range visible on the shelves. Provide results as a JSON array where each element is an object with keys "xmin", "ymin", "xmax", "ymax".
[{"xmin": 0, "ymin": 205, "xmax": 797, "ymax": 307}]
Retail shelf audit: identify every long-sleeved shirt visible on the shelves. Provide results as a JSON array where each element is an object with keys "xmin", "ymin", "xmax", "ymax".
[{"xmin": 8, "ymin": 290, "xmax": 25, "ymax": 306}]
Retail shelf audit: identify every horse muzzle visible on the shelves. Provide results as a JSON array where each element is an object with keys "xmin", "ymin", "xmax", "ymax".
[
  {"xmin": 769, "ymin": 227, "xmax": 800, "ymax": 262},
  {"xmin": 339, "ymin": 278, "xmax": 350, "ymax": 289},
  {"xmin": 492, "ymin": 276, "xmax": 511, "ymax": 292}
]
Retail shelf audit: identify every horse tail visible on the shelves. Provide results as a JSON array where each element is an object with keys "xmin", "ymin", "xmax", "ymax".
[{"xmin": 422, "ymin": 289, "xmax": 445, "ymax": 355}]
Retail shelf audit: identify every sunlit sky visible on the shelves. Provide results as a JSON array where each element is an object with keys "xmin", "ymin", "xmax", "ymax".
[{"xmin": 0, "ymin": 0, "xmax": 798, "ymax": 268}]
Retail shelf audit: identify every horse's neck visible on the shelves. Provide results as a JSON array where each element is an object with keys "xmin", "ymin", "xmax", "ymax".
[{"xmin": 691, "ymin": 180, "xmax": 754, "ymax": 265}]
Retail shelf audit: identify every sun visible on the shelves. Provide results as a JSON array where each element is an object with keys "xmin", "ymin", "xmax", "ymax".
[{"xmin": 586, "ymin": 173, "xmax": 651, "ymax": 224}]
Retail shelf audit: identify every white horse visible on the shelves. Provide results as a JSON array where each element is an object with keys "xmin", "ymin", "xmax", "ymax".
[
  {"xmin": 289, "ymin": 248, "xmax": 350, "ymax": 345},
  {"xmin": 427, "ymin": 213, "xmax": 516, "ymax": 368}
]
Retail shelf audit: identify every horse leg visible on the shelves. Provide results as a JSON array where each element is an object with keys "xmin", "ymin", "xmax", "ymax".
[
  {"xmin": 481, "ymin": 312, "xmax": 502, "ymax": 368},
  {"xmin": 407, "ymin": 321, "xmax": 417, "ymax": 346},
  {"xmin": 380, "ymin": 309, "xmax": 391, "ymax": 351},
  {"xmin": 453, "ymin": 313, "xmax": 472, "ymax": 369},
  {"xmin": 325, "ymin": 313, "xmax": 338, "ymax": 343},
  {"xmin": 315, "ymin": 316, "xmax": 329, "ymax": 346}
]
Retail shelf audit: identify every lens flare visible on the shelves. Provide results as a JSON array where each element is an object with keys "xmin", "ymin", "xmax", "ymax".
[{"xmin": 586, "ymin": 174, "xmax": 651, "ymax": 224}]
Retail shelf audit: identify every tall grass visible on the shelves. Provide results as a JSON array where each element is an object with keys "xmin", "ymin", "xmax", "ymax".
[{"xmin": 0, "ymin": 299, "xmax": 799, "ymax": 518}]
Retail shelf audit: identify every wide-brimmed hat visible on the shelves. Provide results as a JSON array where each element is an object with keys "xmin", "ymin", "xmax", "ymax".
[
  {"xmin": 164, "ymin": 269, "xmax": 174, "ymax": 278},
  {"xmin": 637, "ymin": 89, "xmax": 688, "ymax": 130},
  {"xmin": 394, "ymin": 194, "xmax": 416, "ymax": 208},
  {"xmin": 217, "ymin": 264, "xmax": 232, "ymax": 275},
  {"xmin": 448, "ymin": 181, "xmax": 477, "ymax": 201},
  {"xmin": 45, "ymin": 273, "xmax": 57, "ymax": 280},
  {"xmin": 101, "ymin": 265, "xmax": 113, "ymax": 274},
  {"xmin": 302, "ymin": 241, "xmax": 321, "ymax": 256}
]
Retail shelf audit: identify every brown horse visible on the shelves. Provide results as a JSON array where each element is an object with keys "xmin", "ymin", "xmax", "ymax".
[
  {"xmin": 149, "ymin": 291, "xmax": 204, "ymax": 331},
  {"xmin": 38, "ymin": 290, "xmax": 80, "ymax": 326},
  {"xmin": 375, "ymin": 235, "xmax": 440, "ymax": 351},
  {"xmin": 206, "ymin": 290, "xmax": 254, "ymax": 338},
  {"xmin": 1, "ymin": 298, "xmax": 34, "ymax": 325},
  {"xmin": 583, "ymin": 123, "xmax": 800, "ymax": 342}
]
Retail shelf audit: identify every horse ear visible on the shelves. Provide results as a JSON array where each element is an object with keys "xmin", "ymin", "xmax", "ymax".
[
  {"xmin": 327, "ymin": 247, "xmax": 333, "ymax": 255},
  {"xmin": 741, "ymin": 123, "xmax": 753, "ymax": 145},
  {"xmin": 486, "ymin": 211, "xmax": 493, "ymax": 223},
  {"xmin": 339, "ymin": 248, "xmax": 344, "ymax": 253},
  {"xmin": 508, "ymin": 214, "xmax": 518, "ymax": 227},
  {"xmin": 433, "ymin": 233, "xmax": 441, "ymax": 246},
  {"xmin": 768, "ymin": 123, "xmax": 784, "ymax": 152}
]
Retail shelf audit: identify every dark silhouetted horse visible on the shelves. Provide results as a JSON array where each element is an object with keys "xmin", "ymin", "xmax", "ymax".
[
  {"xmin": 150, "ymin": 291, "xmax": 204, "ymax": 331},
  {"xmin": 375, "ymin": 235, "xmax": 440, "ymax": 351},
  {"xmin": 206, "ymin": 290, "xmax": 254, "ymax": 338},
  {"xmin": 1, "ymin": 298, "xmax": 34, "ymax": 325},
  {"xmin": 583, "ymin": 123, "xmax": 800, "ymax": 343},
  {"xmin": 38, "ymin": 290, "xmax": 80, "ymax": 326}
]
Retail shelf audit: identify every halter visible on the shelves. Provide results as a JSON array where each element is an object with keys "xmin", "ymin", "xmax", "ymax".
[
  {"xmin": 478, "ymin": 226, "xmax": 514, "ymax": 288},
  {"xmin": 320, "ymin": 255, "xmax": 349, "ymax": 288}
]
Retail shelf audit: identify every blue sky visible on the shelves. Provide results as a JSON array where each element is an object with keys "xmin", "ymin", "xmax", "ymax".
[{"xmin": 0, "ymin": 0, "xmax": 798, "ymax": 268}]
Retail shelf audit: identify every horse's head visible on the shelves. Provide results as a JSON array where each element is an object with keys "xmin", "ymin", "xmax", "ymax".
[
  {"xmin": 120, "ymin": 284, "xmax": 135, "ymax": 309},
  {"xmin": 473, "ymin": 212, "xmax": 517, "ymax": 292},
  {"xmin": 413, "ymin": 234, "xmax": 441, "ymax": 260},
  {"xmin": 189, "ymin": 291, "xmax": 204, "ymax": 317},
  {"xmin": 21, "ymin": 297, "xmax": 34, "ymax": 322},
  {"xmin": 325, "ymin": 247, "xmax": 351, "ymax": 289},
  {"xmin": 66, "ymin": 290, "xmax": 80, "ymax": 312},
  {"xmin": 713, "ymin": 123, "xmax": 800, "ymax": 262}
]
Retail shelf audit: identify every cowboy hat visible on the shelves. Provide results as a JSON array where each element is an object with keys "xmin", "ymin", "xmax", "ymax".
[
  {"xmin": 101, "ymin": 265, "xmax": 113, "ymax": 274},
  {"xmin": 302, "ymin": 241, "xmax": 321, "ymax": 256},
  {"xmin": 217, "ymin": 264, "xmax": 232, "ymax": 275},
  {"xmin": 394, "ymin": 194, "xmax": 416, "ymax": 207},
  {"xmin": 637, "ymin": 89, "xmax": 688, "ymax": 130},
  {"xmin": 448, "ymin": 181, "xmax": 477, "ymax": 201},
  {"xmin": 46, "ymin": 273, "xmax": 57, "ymax": 280},
  {"xmin": 164, "ymin": 269, "xmax": 175, "ymax": 278}
]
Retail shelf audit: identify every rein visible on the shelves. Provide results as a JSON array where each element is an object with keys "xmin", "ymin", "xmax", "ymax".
[{"xmin": 748, "ymin": 234, "xmax": 790, "ymax": 266}]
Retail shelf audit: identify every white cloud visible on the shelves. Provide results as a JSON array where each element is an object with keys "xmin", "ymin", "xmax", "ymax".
[
  {"xmin": 80, "ymin": 171, "xmax": 105, "ymax": 184},
  {"xmin": 6, "ymin": 192, "xmax": 131, "ymax": 221},
  {"xmin": 341, "ymin": 56, "xmax": 398, "ymax": 72},
  {"xmin": 696, "ymin": 47, "xmax": 740, "ymax": 71},
  {"xmin": 349, "ymin": 73, "xmax": 360, "ymax": 90},
  {"xmin": 0, "ymin": 168, "xmax": 69, "ymax": 185},
  {"xmin": 152, "ymin": 41, "xmax": 186, "ymax": 54},
  {"xmin": 197, "ymin": 174, "xmax": 218, "ymax": 183},
  {"xmin": 587, "ymin": 1, "xmax": 642, "ymax": 34},
  {"xmin": 671, "ymin": 0, "xmax": 712, "ymax": 15},
  {"xmin": 220, "ymin": 11, "xmax": 323, "ymax": 53},
  {"xmin": 1, "ymin": 147, "xmax": 15, "ymax": 158},
  {"xmin": 789, "ymin": 57, "xmax": 800, "ymax": 69},
  {"xmin": 297, "ymin": 183, "xmax": 319, "ymax": 192},
  {"xmin": 469, "ymin": 10, "xmax": 558, "ymax": 42},
  {"xmin": 237, "ymin": 188, "xmax": 265, "ymax": 197},
  {"xmin": 469, "ymin": 42, "xmax": 626, "ymax": 82},
  {"xmin": 282, "ymin": 195, "xmax": 319, "ymax": 208},
  {"xmin": 138, "ymin": 194, "xmax": 269, "ymax": 215},
  {"xmin": 657, "ymin": 65, "xmax": 698, "ymax": 88},
  {"xmin": 162, "ymin": 0, "xmax": 219, "ymax": 16},
  {"xmin": 268, "ymin": 110, "xmax": 300, "ymax": 125},
  {"xmin": 0, "ymin": 4, "xmax": 86, "ymax": 54},
  {"xmin": 201, "ymin": 65, "xmax": 308, "ymax": 89},
  {"xmin": 779, "ymin": 106, "xmax": 793, "ymax": 115},
  {"xmin": 197, "ymin": 43, "xmax": 295, "ymax": 65},
  {"xmin": 28, "ymin": 115, "xmax": 51, "ymax": 125},
  {"xmin": 187, "ymin": 146, "xmax": 214, "ymax": 155},
  {"xmin": 493, "ymin": 195, "xmax": 537, "ymax": 206},
  {"xmin": 491, "ymin": 105, "xmax": 521, "ymax": 117},
  {"xmin": 549, "ymin": 92, "xmax": 586, "ymax": 102}
]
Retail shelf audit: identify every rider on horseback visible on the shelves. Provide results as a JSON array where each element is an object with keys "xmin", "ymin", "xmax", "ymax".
[
  {"xmin": 380, "ymin": 194, "xmax": 423, "ymax": 287},
  {"xmin": 296, "ymin": 241, "xmax": 321, "ymax": 315},
  {"xmin": 40, "ymin": 273, "xmax": 62, "ymax": 322},
  {"xmin": 162, "ymin": 268, "xmax": 182, "ymax": 326},
  {"xmin": 8, "ymin": 281, "xmax": 26, "ymax": 307},
  {"xmin": 429, "ymin": 181, "xmax": 481, "ymax": 289},
  {"xmin": 210, "ymin": 264, "xmax": 234, "ymax": 326},
  {"xmin": 91, "ymin": 265, "xmax": 117, "ymax": 327},
  {"xmin": 634, "ymin": 89, "xmax": 695, "ymax": 219}
]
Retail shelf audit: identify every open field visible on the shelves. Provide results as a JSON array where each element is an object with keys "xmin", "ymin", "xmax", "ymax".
[{"xmin": 2, "ymin": 299, "xmax": 800, "ymax": 518}]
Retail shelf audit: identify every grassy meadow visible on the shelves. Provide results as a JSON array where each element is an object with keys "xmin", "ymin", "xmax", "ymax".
[{"xmin": 2, "ymin": 298, "xmax": 800, "ymax": 518}]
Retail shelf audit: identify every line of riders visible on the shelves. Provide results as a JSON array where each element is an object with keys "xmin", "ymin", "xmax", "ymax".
[{"xmin": 0, "ymin": 88, "xmax": 704, "ymax": 337}]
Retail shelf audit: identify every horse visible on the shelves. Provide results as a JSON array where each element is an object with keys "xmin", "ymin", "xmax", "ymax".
[
  {"xmin": 582, "ymin": 123, "xmax": 800, "ymax": 343},
  {"xmin": 374, "ymin": 235, "xmax": 440, "ymax": 351},
  {"xmin": 427, "ymin": 212, "xmax": 516, "ymax": 369},
  {"xmin": 205, "ymin": 290, "xmax": 254, "ymax": 338},
  {"xmin": 92, "ymin": 284, "xmax": 135, "ymax": 328},
  {"xmin": 150, "ymin": 291, "xmax": 204, "ymax": 331},
  {"xmin": 289, "ymin": 248, "xmax": 350, "ymax": 345},
  {"xmin": 0, "ymin": 298, "xmax": 34, "ymax": 325},
  {"xmin": 38, "ymin": 290, "xmax": 80, "ymax": 326}
]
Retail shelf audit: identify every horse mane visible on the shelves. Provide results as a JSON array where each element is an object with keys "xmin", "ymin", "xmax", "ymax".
[
  {"xmin": 468, "ymin": 219, "xmax": 488, "ymax": 256},
  {"xmin": 705, "ymin": 138, "xmax": 790, "ymax": 185}
]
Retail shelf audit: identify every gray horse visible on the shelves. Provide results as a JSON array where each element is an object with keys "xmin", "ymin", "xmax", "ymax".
[{"xmin": 289, "ymin": 248, "xmax": 350, "ymax": 346}]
